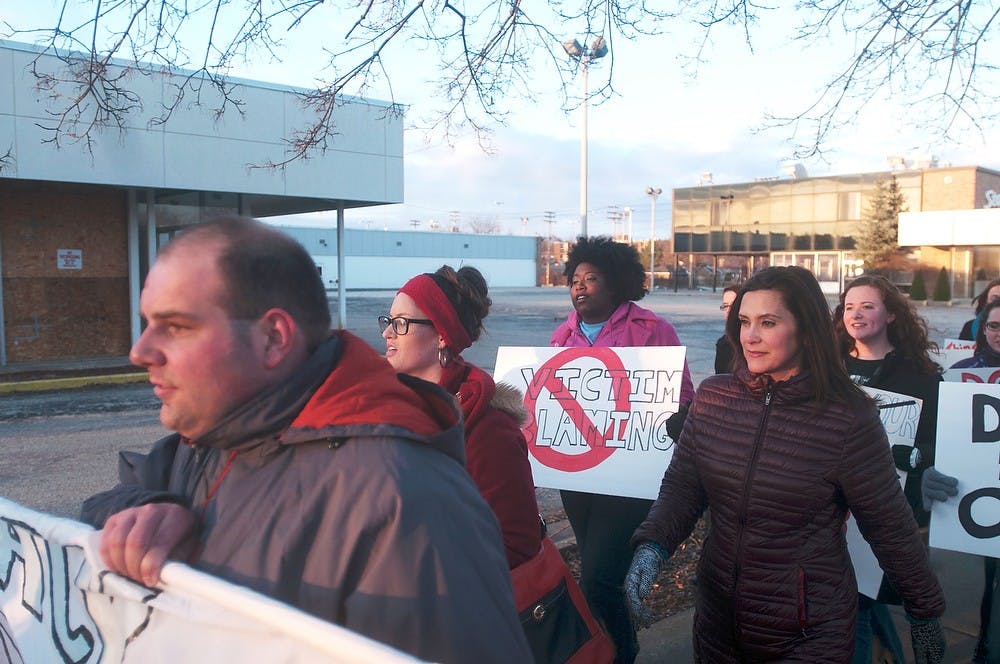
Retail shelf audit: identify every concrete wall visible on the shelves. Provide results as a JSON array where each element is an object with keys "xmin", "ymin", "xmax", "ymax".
[
  {"xmin": 899, "ymin": 208, "xmax": 1000, "ymax": 246},
  {"xmin": 277, "ymin": 226, "xmax": 538, "ymax": 289},
  {"xmin": 919, "ymin": 167, "xmax": 1000, "ymax": 211}
]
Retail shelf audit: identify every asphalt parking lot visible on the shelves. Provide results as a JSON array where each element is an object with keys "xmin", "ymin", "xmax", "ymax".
[{"xmin": 1, "ymin": 287, "xmax": 974, "ymax": 519}]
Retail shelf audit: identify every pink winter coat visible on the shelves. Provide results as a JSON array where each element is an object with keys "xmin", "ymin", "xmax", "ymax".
[{"xmin": 550, "ymin": 301, "xmax": 695, "ymax": 406}]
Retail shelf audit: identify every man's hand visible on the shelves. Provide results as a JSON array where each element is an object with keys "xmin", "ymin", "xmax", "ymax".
[{"xmin": 99, "ymin": 503, "xmax": 199, "ymax": 587}]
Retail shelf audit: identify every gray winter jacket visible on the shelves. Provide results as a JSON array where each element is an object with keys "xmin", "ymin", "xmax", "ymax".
[{"xmin": 82, "ymin": 331, "xmax": 531, "ymax": 663}]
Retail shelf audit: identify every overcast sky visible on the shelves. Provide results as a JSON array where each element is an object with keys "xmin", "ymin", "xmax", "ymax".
[{"xmin": 4, "ymin": 3, "xmax": 998, "ymax": 240}]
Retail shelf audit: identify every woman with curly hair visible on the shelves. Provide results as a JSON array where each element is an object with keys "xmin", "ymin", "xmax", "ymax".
[
  {"xmin": 833, "ymin": 274, "xmax": 942, "ymax": 663},
  {"xmin": 550, "ymin": 236, "xmax": 694, "ymax": 663}
]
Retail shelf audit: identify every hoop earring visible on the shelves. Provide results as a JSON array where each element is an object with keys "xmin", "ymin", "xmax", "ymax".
[{"xmin": 438, "ymin": 347, "xmax": 451, "ymax": 367}]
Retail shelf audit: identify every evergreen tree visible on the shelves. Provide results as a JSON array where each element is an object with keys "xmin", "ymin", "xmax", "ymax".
[
  {"xmin": 910, "ymin": 270, "xmax": 927, "ymax": 301},
  {"xmin": 856, "ymin": 175, "xmax": 907, "ymax": 271},
  {"xmin": 933, "ymin": 267, "xmax": 951, "ymax": 302}
]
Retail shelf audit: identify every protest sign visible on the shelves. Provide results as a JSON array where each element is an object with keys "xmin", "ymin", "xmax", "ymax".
[
  {"xmin": 936, "ymin": 338, "xmax": 975, "ymax": 370},
  {"xmin": 929, "ymin": 383, "xmax": 1000, "ymax": 557},
  {"xmin": 944, "ymin": 366, "xmax": 1000, "ymax": 384},
  {"xmin": 0, "ymin": 498, "xmax": 420, "ymax": 663},
  {"xmin": 846, "ymin": 386, "xmax": 922, "ymax": 597},
  {"xmin": 494, "ymin": 346, "xmax": 686, "ymax": 500}
]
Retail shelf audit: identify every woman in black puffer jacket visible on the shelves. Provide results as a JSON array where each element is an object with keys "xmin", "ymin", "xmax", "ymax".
[
  {"xmin": 833, "ymin": 274, "xmax": 943, "ymax": 663},
  {"xmin": 625, "ymin": 266, "xmax": 946, "ymax": 664}
]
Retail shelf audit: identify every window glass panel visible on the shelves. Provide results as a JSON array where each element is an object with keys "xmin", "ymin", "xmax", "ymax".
[
  {"xmin": 814, "ymin": 193, "xmax": 838, "ymax": 221},
  {"xmin": 817, "ymin": 253, "xmax": 838, "ymax": 281},
  {"xmin": 771, "ymin": 197, "xmax": 791, "ymax": 224},
  {"xmin": 791, "ymin": 195, "xmax": 813, "ymax": 222},
  {"xmin": 838, "ymin": 192, "xmax": 861, "ymax": 220}
]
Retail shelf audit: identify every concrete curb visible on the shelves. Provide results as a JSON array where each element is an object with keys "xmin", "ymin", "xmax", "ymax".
[{"xmin": 0, "ymin": 372, "xmax": 148, "ymax": 394}]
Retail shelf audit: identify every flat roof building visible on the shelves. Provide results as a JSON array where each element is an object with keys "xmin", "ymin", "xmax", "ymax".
[
  {"xmin": 0, "ymin": 39, "xmax": 402, "ymax": 369},
  {"xmin": 671, "ymin": 164, "xmax": 1000, "ymax": 295}
]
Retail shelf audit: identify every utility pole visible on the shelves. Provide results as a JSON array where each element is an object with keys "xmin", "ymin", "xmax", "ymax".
[
  {"xmin": 607, "ymin": 205, "xmax": 621, "ymax": 241},
  {"xmin": 544, "ymin": 211, "xmax": 555, "ymax": 286},
  {"xmin": 646, "ymin": 187, "xmax": 662, "ymax": 292}
]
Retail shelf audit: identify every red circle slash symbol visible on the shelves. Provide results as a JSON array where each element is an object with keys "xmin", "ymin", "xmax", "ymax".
[{"xmin": 522, "ymin": 347, "xmax": 633, "ymax": 472}]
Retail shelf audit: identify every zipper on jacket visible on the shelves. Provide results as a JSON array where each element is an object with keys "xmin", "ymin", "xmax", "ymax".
[
  {"xmin": 797, "ymin": 565, "xmax": 808, "ymax": 633},
  {"xmin": 732, "ymin": 384, "xmax": 774, "ymax": 630}
]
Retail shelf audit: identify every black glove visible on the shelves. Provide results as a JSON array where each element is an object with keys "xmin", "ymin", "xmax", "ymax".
[
  {"xmin": 921, "ymin": 466, "xmax": 959, "ymax": 512},
  {"xmin": 664, "ymin": 405, "xmax": 689, "ymax": 442},
  {"xmin": 624, "ymin": 542, "xmax": 668, "ymax": 630},
  {"xmin": 909, "ymin": 616, "xmax": 945, "ymax": 664},
  {"xmin": 891, "ymin": 444, "xmax": 922, "ymax": 472}
]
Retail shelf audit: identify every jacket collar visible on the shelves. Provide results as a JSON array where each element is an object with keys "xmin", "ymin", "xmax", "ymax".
[
  {"xmin": 193, "ymin": 331, "xmax": 466, "ymax": 466},
  {"xmin": 974, "ymin": 343, "xmax": 1000, "ymax": 367},
  {"xmin": 735, "ymin": 365, "xmax": 814, "ymax": 404}
]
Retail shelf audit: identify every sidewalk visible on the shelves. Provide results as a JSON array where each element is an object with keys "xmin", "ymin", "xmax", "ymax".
[{"xmin": 636, "ymin": 547, "xmax": 986, "ymax": 663}]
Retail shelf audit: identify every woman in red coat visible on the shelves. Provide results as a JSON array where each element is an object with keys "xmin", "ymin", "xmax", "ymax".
[{"xmin": 381, "ymin": 264, "xmax": 542, "ymax": 569}]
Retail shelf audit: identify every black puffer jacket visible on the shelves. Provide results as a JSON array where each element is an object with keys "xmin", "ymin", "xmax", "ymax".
[
  {"xmin": 632, "ymin": 368, "xmax": 945, "ymax": 663},
  {"xmin": 844, "ymin": 349, "xmax": 942, "ymax": 528}
]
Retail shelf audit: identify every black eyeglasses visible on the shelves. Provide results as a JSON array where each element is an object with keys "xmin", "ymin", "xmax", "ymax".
[
  {"xmin": 985, "ymin": 321, "xmax": 1000, "ymax": 332},
  {"xmin": 378, "ymin": 315, "xmax": 434, "ymax": 335}
]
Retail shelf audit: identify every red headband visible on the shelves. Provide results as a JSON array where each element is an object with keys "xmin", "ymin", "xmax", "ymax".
[{"xmin": 399, "ymin": 274, "xmax": 473, "ymax": 353}]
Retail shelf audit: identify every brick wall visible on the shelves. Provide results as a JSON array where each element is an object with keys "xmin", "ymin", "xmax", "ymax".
[
  {"xmin": 920, "ymin": 167, "xmax": 980, "ymax": 211},
  {"xmin": 1, "ymin": 182, "xmax": 131, "ymax": 362}
]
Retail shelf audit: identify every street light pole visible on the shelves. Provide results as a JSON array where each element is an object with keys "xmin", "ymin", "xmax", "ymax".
[
  {"xmin": 646, "ymin": 187, "xmax": 662, "ymax": 292},
  {"xmin": 563, "ymin": 37, "xmax": 607, "ymax": 239}
]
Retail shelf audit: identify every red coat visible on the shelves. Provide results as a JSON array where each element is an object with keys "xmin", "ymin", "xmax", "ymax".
[{"xmin": 442, "ymin": 359, "xmax": 542, "ymax": 568}]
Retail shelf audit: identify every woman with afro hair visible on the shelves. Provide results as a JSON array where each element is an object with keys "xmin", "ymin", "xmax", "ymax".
[{"xmin": 550, "ymin": 236, "xmax": 694, "ymax": 663}]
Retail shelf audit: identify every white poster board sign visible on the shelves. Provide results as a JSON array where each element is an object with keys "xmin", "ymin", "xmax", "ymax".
[
  {"xmin": 943, "ymin": 366, "xmax": 1000, "ymax": 384},
  {"xmin": 0, "ymin": 498, "xmax": 420, "ymax": 663},
  {"xmin": 493, "ymin": 346, "xmax": 687, "ymax": 500},
  {"xmin": 936, "ymin": 338, "xmax": 975, "ymax": 370},
  {"xmin": 928, "ymin": 382, "xmax": 1000, "ymax": 557},
  {"xmin": 846, "ymin": 386, "xmax": 922, "ymax": 597}
]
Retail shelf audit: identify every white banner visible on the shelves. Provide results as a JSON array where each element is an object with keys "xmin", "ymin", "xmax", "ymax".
[
  {"xmin": 493, "ymin": 345, "xmax": 686, "ymax": 500},
  {"xmin": 936, "ymin": 338, "xmax": 975, "ymax": 370},
  {"xmin": 846, "ymin": 387, "xmax": 922, "ymax": 597},
  {"xmin": 0, "ymin": 498, "xmax": 420, "ymax": 663},
  {"xmin": 929, "ymin": 383, "xmax": 1000, "ymax": 557}
]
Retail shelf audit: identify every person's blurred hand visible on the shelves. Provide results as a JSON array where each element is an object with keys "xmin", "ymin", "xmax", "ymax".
[
  {"xmin": 921, "ymin": 466, "xmax": 959, "ymax": 512},
  {"xmin": 99, "ymin": 502, "xmax": 198, "ymax": 587},
  {"xmin": 664, "ymin": 405, "xmax": 689, "ymax": 442}
]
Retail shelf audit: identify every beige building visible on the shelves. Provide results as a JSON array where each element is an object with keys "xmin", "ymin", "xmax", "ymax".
[{"xmin": 671, "ymin": 164, "xmax": 1000, "ymax": 295}]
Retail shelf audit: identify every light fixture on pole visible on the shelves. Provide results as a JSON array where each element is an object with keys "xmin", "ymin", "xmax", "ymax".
[
  {"xmin": 646, "ymin": 187, "xmax": 662, "ymax": 292},
  {"xmin": 563, "ymin": 36, "xmax": 608, "ymax": 239}
]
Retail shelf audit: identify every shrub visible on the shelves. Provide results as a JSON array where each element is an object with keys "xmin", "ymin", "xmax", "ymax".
[
  {"xmin": 910, "ymin": 270, "xmax": 927, "ymax": 301},
  {"xmin": 932, "ymin": 267, "xmax": 951, "ymax": 302}
]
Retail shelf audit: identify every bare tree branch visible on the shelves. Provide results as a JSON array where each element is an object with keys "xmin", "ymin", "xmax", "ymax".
[{"xmin": 4, "ymin": 0, "xmax": 996, "ymax": 165}]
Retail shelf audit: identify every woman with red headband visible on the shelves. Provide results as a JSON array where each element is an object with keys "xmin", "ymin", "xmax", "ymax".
[
  {"xmin": 382, "ymin": 265, "xmax": 614, "ymax": 663},
  {"xmin": 382, "ymin": 264, "xmax": 542, "ymax": 567}
]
